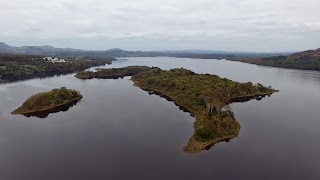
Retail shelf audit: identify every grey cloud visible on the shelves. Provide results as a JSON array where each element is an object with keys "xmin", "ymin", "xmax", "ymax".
[{"xmin": 0, "ymin": 0, "xmax": 319, "ymax": 52}]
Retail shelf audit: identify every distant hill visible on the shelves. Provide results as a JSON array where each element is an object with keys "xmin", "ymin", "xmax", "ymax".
[
  {"xmin": 288, "ymin": 48, "xmax": 320, "ymax": 60},
  {"xmin": 238, "ymin": 48, "xmax": 320, "ymax": 71},
  {"xmin": 0, "ymin": 42, "xmax": 15, "ymax": 53},
  {"xmin": 106, "ymin": 48, "xmax": 124, "ymax": 51},
  {"xmin": 0, "ymin": 42, "xmax": 87, "ymax": 55}
]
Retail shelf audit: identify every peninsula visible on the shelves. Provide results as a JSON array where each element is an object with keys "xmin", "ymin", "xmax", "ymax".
[
  {"xmin": 75, "ymin": 66, "xmax": 158, "ymax": 79},
  {"xmin": 76, "ymin": 66, "xmax": 277, "ymax": 153},
  {"xmin": 12, "ymin": 87, "xmax": 83, "ymax": 116}
]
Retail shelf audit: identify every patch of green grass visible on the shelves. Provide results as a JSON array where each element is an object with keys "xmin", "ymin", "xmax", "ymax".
[{"xmin": 0, "ymin": 66, "xmax": 6, "ymax": 70}]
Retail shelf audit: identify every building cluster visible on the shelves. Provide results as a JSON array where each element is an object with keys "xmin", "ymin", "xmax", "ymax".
[{"xmin": 43, "ymin": 57, "xmax": 66, "ymax": 63}]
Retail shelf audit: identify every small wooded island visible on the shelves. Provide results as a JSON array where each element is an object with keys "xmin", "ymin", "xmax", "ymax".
[
  {"xmin": 12, "ymin": 87, "xmax": 83, "ymax": 116},
  {"xmin": 76, "ymin": 66, "xmax": 277, "ymax": 153}
]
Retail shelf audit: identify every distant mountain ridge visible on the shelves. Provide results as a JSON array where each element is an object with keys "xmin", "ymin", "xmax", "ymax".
[
  {"xmin": 0, "ymin": 42, "xmax": 166, "ymax": 59},
  {"xmin": 0, "ymin": 42, "xmax": 289, "ymax": 58},
  {"xmin": 0, "ymin": 42, "xmax": 87, "ymax": 55}
]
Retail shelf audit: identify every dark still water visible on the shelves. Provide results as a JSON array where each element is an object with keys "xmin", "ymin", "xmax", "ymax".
[{"xmin": 1, "ymin": 57, "xmax": 320, "ymax": 180}]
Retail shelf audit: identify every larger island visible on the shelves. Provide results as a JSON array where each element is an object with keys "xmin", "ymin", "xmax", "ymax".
[{"xmin": 76, "ymin": 66, "xmax": 277, "ymax": 152}]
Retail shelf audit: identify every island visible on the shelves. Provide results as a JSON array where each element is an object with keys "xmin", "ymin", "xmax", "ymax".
[
  {"xmin": 11, "ymin": 87, "xmax": 83, "ymax": 117},
  {"xmin": 75, "ymin": 66, "xmax": 158, "ymax": 79},
  {"xmin": 131, "ymin": 68, "xmax": 277, "ymax": 152},
  {"xmin": 76, "ymin": 66, "xmax": 277, "ymax": 153}
]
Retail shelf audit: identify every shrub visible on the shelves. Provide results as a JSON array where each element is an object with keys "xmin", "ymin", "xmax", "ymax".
[
  {"xmin": 197, "ymin": 96, "xmax": 205, "ymax": 106},
  {"xmin": 195, "ymin": 125, "xmax": 214, "ymax": 140}
]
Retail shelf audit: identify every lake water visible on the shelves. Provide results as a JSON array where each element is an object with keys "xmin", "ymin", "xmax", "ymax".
[{"xmin": 1, "ymin": 57, "xmax": 320, "ymax": 180}]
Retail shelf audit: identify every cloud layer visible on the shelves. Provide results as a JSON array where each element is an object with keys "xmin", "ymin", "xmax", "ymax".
[{"xmin": 1, "ymin": 0, "xmax": 320, "ymax": 51}]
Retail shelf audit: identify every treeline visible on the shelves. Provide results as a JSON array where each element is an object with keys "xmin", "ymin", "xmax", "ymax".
[
  {"xmin": 256, "ymin": 56, "xmax": 320, "ymax": 71},
  {"xmin": 237, "ymin": 49, "xmax": 320, "ymax": 71},
  {"xmin": 0, "ymin": 54, "xmax": 114, "ymax": 83}
]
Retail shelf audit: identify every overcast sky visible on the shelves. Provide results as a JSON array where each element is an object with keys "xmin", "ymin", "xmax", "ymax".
[{"xmin": 0, "ymin": 0, "xmax": 319, "ymax": 52}]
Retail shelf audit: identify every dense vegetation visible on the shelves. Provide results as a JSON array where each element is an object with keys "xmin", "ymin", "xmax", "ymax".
[
  {"xmin": 12, "ymin": 87, "xmax": 82, "ymax": 114},
  {"xmin": 131, "ymin": 67, "xmax": 276, "ymax": 152},
  {"xmin": 75, "ymin": 66, "xmax": 158, "ymax": 79},
  {"xmin": 0, "ymin": 54, "xmax": 114, "ymax": 83},
  {"xmin": 235, "ymin": 48, "xmax": 320, "ymax": 71}
]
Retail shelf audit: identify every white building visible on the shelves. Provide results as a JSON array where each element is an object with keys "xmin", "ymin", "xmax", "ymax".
[
  {"xmin": 221, "ymin": 105, "xmax": 232, "ymax": 112},
  {"xmin": 43, "ymin": 57, "xmax": 66, "ymax": 63}
]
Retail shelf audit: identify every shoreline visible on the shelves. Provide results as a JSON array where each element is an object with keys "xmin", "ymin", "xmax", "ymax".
[
  {"xmin": 75, "ymin": 66, "xmax": 156, "ymax": 80},
  {"xmin": 228, "ymin": 91, "xmax": 278, "ymax": 103},
  {"xmin": 184, "ymin": 122, "xmax": 240, "ymax": 153},
  {"xmin": 11, "ymin": 96, "xmax": 83, "ymax": 115},
  {"xmin": 76, "ymin": 72, "xmax": 137, "ymax": 80}
]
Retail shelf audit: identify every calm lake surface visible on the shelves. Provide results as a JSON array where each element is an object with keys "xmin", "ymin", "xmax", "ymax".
[{"xmin": 1, "ymin": 57, "xmax": 320, "ymax": 180}]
